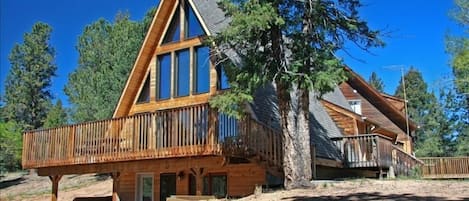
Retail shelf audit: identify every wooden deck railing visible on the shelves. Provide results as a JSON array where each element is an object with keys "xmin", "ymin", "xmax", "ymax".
[
  {"xmin": 420, "ymin": 157, "xmax": 469, "ymax": 179},
  {"xmin": 22, "ymin": 104, "xmax": 284, "ymax": 170},
  {"xmin": 222, "ymin": 117, "xmax": 283, "ymax": 168},
  {"xmin": 332, "ymin": 134, "xmax": 423, "ymax": 176}
]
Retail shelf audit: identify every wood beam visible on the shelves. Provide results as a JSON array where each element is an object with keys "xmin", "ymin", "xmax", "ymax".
[
  {"xmin": 49, "ymin": 175, "xmax": 62, "ymax": 201},
  {"xmin": 111, "ymin": 172, "xmax": 121, "ymax": 201},
  {"xmin": 190, "ymin": 167, "xmax": 205, "ymax": 195}
]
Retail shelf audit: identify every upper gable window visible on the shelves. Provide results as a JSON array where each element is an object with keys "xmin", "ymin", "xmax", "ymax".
[
  {"xmin": 185, "ymin": 3, "xmax": 205, "ymax": 38},
  {"xmin": 348, "ymin": 100, "xmax": 362, "ymax": 115},
  {"xmin": 161, "ymin": 0, "xmax": 206, "ymax": 45},
  {"xmin": 162, "ymin": 10, "xmax": 181, "ymax": 44}
]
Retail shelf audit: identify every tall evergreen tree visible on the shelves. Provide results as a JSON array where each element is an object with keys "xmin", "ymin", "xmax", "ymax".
[
  {"xmin": 43, "ymin": 100, "xmax": 68, "ymax": 128},
  {"xmin": 394, "ymin": 68, "xmax": 449, "ymax": 156},
  {"xmin": 65, "ymin": 9, "xmax": 155, "ymax": 123},
  {"xmin": 445, "ymin": 0, "xmax": 469, "ymax": 155},
  {"xmin": 3, "ymin": 22, "xmax": 57, "ymax": 130},
  {"xmin": 447, "ymin": 0, "xmax": 469, "ymax": 107},
  {"xmin": 368, "ymin": 71, "xmax": 385, "ymax": 92},
  {"xmin": 440, "ymin": 86, "xmax": 469, "ymax": 156},
  {"xmin": 210, "ymin": 0, "xmax": 382, "ymax": 188}
]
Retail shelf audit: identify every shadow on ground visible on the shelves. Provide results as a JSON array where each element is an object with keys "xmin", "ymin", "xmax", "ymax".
[
  {"xmin": 0, "ymin": 177, "xmax": 25, "ymax": 189},
  {"xmin": 73, "ymin": 196, "xmax": 112, "ymax": 201},
  {"xmin": 283, "ymin": 192, "xmax": 461, "ymax": 201}
]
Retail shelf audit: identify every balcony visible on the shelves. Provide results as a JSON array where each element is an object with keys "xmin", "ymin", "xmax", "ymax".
[
  {"xmin": 22, "ymin": 104, "xmax": 283, "ymax": 169},
  {"xmin": 331, "ymin": 134, "xmax": 423, "ymax": 176}
]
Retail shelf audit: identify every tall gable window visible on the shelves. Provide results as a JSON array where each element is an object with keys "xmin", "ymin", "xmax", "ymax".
[
  {"xmin": 195, "ymin": 46, "xmax": 210, "ymax": 93},
  {"xmin": 158, "ymin": 53, "xmax": 172, "ymax": 100},
  {"xmin": 176, "ymin": 49, "xmax": 190, "ymax": 97},
  {"xmin": 154, "ymin": 0, "xmax": 213, "ymax": 101}
]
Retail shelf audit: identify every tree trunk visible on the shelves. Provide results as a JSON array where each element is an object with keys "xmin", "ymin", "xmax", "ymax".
[{"xmin": 277, "ymin": 82, "xmax": 312, "ymax": 189}]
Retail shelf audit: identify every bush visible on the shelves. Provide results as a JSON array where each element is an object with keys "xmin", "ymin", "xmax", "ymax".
[{"xmin": 0, "ymin": 121, "xmax": 22, "ymax": 174}]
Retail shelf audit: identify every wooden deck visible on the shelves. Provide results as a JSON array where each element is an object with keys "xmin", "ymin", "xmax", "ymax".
[
  {"xmin": 22, "ymin": 103, "xmax": 282, "ymax": 170},
  {"xmin": 420, "ymin": 157, "xmax": 469, "ymax": 179},
  {"xmin": 332, "ymin": 134, "xmax": 423, "ymax": 176}
]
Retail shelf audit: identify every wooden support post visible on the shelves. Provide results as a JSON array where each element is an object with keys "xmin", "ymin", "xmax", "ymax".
[
  {"xmin": 190, "ymin": 168, "xmax": 205, "ymax": 195},
  {"xmin": 111, "ymin": 172, "xmax": 121, "ymax": 201},
  {"xmin": 208, "ymin": 108, "xmax": 218, "ymax": 152},
  {"xmin": 311, "ymin": 145, "xmax": 317, "ymax": 179},
  {"xmin": 49, "ymin": 175, "xmax": 62, "ymax": 201}
]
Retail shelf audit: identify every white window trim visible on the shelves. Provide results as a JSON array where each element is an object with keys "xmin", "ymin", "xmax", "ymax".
[
  {"xmin": 348, "ymin": 99, "xmax": 362, "ymax": 115},
  {"xmin": 136, "ymin": 173, "xmax": 154, "ymax": 201}
]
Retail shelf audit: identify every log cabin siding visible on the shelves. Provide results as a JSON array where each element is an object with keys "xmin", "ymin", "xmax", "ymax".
[
  {"xmin": 323, "ymin": 106, "xmax": 358, "ymax": 135},
  {"xmin": 339, "ymin": 82, "xmax": 405, "ymax": 135},
  {"xmin": 117, "ymin": 157, "xmax": 266, "ymax": 201}
]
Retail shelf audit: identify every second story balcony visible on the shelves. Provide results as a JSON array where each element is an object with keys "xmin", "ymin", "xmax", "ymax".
[{"xmin": 22, "ymin": 103, "xmax": 283, "ymax": 170}]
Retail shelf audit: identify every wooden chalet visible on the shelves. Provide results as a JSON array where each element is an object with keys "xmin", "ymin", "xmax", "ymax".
[{"xmin": 21, "ymin": 1, "xmax": 422, "ymax": 201}]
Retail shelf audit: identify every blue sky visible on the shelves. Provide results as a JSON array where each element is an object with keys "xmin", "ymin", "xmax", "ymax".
[{"xmin": 0, "ymin": 0, "xmax": 463, "ymax": 107}]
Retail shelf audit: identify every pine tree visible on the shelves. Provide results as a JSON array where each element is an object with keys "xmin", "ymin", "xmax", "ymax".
[
  {"xmin": 445, "ymin": 0, "xmax": 469, "ymax": 155},
  {"xmin": 368, "ymin": 72, "xmax": 385, "ymax": 92},
  {"xmin": 394, "ymin": 68, "xmax": 449, "ymax": 156},
  {"xmin": 440, "ymin": 87, "xmax": 469, "ymax": 156},
  {"xmin": 447, "ymin": 0, "xmax": 469, "ymax": 108},
  {"xmin": 3, "ymin": 22, "xmax": 57, "ymax": 130},
  {"xmin": 210, "ymin": 0, "xmax": 383, "ymax": 188},
  {"xmin": 65, "ymin": 9, "xmax": 155, "ymax": 123},
  {"xmin": 44, "ymin": 100, "xmax": 68, "ymax": 128}
]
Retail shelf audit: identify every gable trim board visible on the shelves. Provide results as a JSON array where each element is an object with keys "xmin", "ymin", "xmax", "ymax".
[{"xmin": 114, "ymin": 0, "xmax": 178, "ymax": 118}]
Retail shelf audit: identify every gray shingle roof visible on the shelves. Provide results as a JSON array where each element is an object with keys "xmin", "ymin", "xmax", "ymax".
[
  {"xmin": 192, "ymin": 0, "xmax": 230, "ymax": 35},
  {"xmin": 250, "ymin": 84, "xmax": 343, "ymax": 161},
  {"xmin": 193, "ymin": 0, "xmax": 343, "ymax": 161},
  {"xmin": 323, "ymin": 86, "xmax": 353, "ymax": 112}
]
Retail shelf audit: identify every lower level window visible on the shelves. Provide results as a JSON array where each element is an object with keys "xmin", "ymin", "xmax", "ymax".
[
  {"xmin": 137, "ymin": 174, "xmax": 154, "ymax": 201},
  {"xmin": 203, "ymin": 173, "xmax": 227, "ymax": 198}
]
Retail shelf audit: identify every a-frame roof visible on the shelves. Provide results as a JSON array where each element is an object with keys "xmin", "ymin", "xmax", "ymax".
[
  {"xmin": 344, "ymin": 67, "xmax": 418, "ymax": 134},
  {"xmin": 113, "ymin": 0, "xmax": 228, "ymax": 118}
]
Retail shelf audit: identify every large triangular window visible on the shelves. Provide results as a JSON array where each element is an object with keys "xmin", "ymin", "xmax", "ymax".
[{"xmin": 161, "ymin": 0, "xmax": 206, "ymax": 45}]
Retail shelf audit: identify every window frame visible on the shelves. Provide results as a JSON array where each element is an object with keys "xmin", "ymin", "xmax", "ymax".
[
  {"xmin": 136, "ymin": 72, "xmax": 151, "ymax": 104},
  {"xmin": 174, "ymin": 48, "xmax": 191, "ymax": 97},
  {"xmin": 217, "ymin": 64, "xmax": 230, "ymax": 90},
  {"xmin": 136, "ymin": 173, "xmax": 154, "ymax": 201},
  {"xmin": 203, "ymin": 173, "xmax": 227, "ymax": 198},
  {"xmin": 348, "ymin": 99, "xmax": 362, "ymax": 115},
  {"xmin": 157, "ymin": 53, "xmax": 172, "ymax": 100},
  {"xmin": 193, "ymin": 46, "xmax": 211, "ymax": 94}
]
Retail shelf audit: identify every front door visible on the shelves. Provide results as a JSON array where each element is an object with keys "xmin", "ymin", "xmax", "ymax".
[{"xmin": 160, "ymin": 173, "xmax": 176, "ymax": 201}]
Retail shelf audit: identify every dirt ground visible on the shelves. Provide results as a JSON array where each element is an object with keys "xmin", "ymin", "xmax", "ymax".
[
  {"xmin": 243, "ymin": 179, "xmax": 469, "ymax": 201},
  {"xmin": 1, "ymin": 172, "xmax": 468, "ymax": 201},
  {"xmin": 0, "ymin": 172, "xmax": 112, "ymax": 201}
]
